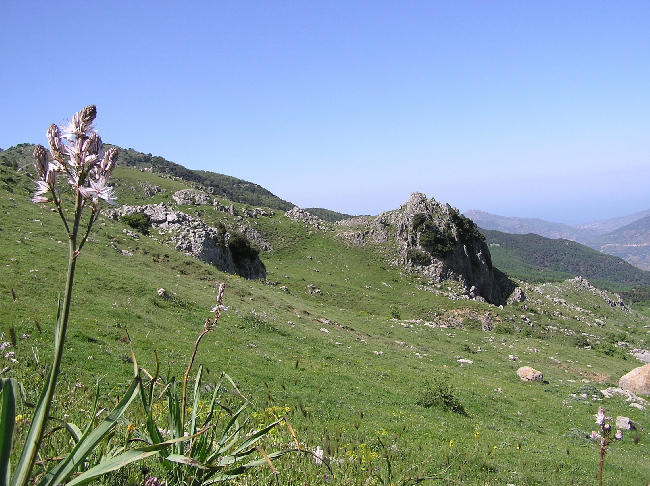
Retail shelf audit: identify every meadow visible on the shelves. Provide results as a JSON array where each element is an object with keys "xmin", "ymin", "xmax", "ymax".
[{"xmin": 2, "ymin": 155, "xmax": 650, "ymax": 484}]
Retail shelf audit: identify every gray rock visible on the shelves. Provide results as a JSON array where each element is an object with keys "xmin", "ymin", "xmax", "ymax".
[
  {"xmin": 108, "ymin": 204, "xmax": 266, "ymax": 279},
  {"xmin": 616, "ymin": 416, "xmax": 632, "ymax": 430},
  {"xmin": 172, "ymin": 189, "xmax": 211, "ymax": 205}
]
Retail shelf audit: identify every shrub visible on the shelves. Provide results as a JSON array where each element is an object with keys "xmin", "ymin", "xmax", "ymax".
[
  {"xmin": 406, "ymin": 248, "xmax": 431, "ymax": 266},
  {"xmin": 121, "ymin": 212, "xmax": 151, "ymax": 234},
  {"xmin": 228, "ymin": 231, "xmax": 259, "ymax": 260},
  {"xmin": 416, "ymin": 374, "xmax": 466, "ymax": 415}
]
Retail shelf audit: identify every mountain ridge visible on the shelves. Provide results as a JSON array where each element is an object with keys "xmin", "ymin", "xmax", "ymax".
[{"xmin": 465, "ymin": 208, "xmax": 650, "ymax": 271}]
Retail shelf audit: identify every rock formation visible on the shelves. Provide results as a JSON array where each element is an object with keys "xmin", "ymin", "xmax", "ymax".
[
  {"xmin": 337, "ymin": 192, "xmax": 514, "ymax": 304},
  {"xmin": 107, "ymin": 204, "xmax": 266, "ymax": 279}
]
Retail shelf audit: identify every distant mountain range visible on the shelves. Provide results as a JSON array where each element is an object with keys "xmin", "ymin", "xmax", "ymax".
[{"xmin": 465, "ymin": 209, "xmax": 650, "ymax": 271}]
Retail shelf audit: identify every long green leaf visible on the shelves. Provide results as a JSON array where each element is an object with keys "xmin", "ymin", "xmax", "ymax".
[
  {"xmin": 230, "ymin": 417, "xmax": 283, "ymax": 456},
  {"xmin": 0, "ymin": 378, "xmax": 17, "ymax": 485},
  {"xmin": 37, "ymin": 375, "xmax": 141, "ymax": 486},
  {"xmin": 137, "ymin": 376, "xmax": 164, "ymax": 446},
  {"xmin": 190, "ymin": 365, "xmax": 203, "ymax": 436},
  {"xmin": 200, "ymin": 450, "xmax": 293, "ymax": 485},
  {"xmin": 65, "ymin": 431, "xmax": 205, "ymax": 486},
  {"xmin": 10, "ymin": 369, "xmax": 54, "ymax": 486}
]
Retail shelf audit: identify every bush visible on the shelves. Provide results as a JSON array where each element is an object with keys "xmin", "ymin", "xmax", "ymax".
[
  {"xmin": 406, "ymin": 248, "xmax": 431, "ymax": 266},
  {"xmin": 121, "ymin": 212, "xmax": 151, "ymax": 234},
  {"xmin": 416, "ymin": 374, "xmax": 466, "ymax": 415},
  {"xmin": 228, "ymin": 231, "xmax": 259, "ymax": 260}
]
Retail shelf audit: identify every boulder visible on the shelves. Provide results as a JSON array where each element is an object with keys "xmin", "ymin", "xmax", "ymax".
[
  {"xmin": 619, "ymin": 363, "xmax": 650, "ymax": 395},
  {"xmin": 616, "ymin": 416, "xmax": 632, "ymax": 430},
  {"xmin": 517, "ymin": 366, "xmax": 543, "ymax": 382}
]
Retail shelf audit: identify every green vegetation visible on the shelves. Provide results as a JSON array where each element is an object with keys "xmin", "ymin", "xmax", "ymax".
[
  {"xmin": 481, "ymin": 228, "xmax": 650, "ymax": 292},
  {"xmin": 121, "ymin": 213, "xmax": 151, "ymax": 234},
  {"xmin": 2, "ymin": 146, "xmax": 650, "ymax": 484}
]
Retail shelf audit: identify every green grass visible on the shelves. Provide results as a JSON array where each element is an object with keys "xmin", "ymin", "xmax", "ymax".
[{"xmin": 2, "ymin": 164, "xmax": 650, "ymax": 484}]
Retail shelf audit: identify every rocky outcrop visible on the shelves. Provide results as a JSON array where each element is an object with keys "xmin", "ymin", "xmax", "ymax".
[
  {"xmin": 107, "ymin": 204, "xmax": 266, "ymax": 279},
  {"xmin": 337, "ymin": 192, "xmax": 513, "ymax": 304},
  {"xmin": 172, "ymin": 189, "xmax": 212, "ymax": 205},
  {"xmin": 285, "ymin": 206, "xmax": 327, "ymax": 229}
]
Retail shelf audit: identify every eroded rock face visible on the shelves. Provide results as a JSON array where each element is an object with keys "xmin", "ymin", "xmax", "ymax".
[
  {"xmin": 337, "ymin": 192, "xmax": 514, "ymax": 304},
  {"xmin": 108, "ymin": 204, "xmax": 266, "ymax": 279},
  {"xmin": 619, "ymin": 364, "xmax": 650, "ymax": 395}
]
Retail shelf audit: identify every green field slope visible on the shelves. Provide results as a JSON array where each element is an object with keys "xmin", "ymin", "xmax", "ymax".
[{"xmin": 2, "ymin": 160, "xmax": 650, "ymax": 485}]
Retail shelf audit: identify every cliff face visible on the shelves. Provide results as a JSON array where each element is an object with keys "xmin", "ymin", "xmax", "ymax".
[{"xmin": 338, "ymin": 193, "xmax": 511, "ymax": 304}]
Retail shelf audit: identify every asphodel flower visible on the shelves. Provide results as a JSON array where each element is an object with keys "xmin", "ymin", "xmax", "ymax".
[{"xmin": 32, "ymin": 105, "xmax": 118, "ymax": 210}]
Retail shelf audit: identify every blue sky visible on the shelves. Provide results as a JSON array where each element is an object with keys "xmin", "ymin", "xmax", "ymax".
[{"xmin": 2, "ymin": 1, "xmax": 648, "ymax": 224}]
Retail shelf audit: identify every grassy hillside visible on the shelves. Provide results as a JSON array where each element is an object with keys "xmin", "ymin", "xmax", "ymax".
[{"xmin": 2, "ymin": 163, "xmax": 650, "ymax": 484}]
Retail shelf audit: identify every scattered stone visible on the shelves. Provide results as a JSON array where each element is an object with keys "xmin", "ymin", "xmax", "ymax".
[
  {"xmin": 632, "ymin": 349, "xmax": 650, "ymax": 363},
  {"xmin": 517, "ymin": 366, "xmax": 544, "ymax": 382},
  {"xmin": 619, "ymin": 364, "xmax": 650, "ymax": 395},
  {"xmin": 509, "ymin": 355, "xmax": 519, "ymax": 361},
  {"xmin": 616, "ymin": 416, "xmax": 633, "ymax": 430},
  {"xmin": 457, "ymin": 358, "xmax": 474, "ymax": 364},
  {"xmin": 157, "ymin": 288, "xmax": 172, "ymax": 300}
]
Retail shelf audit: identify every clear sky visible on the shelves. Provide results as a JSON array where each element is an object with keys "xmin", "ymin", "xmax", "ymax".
[{"xmin": 2, "ymin": 1, "xmax": 648, "ymax": 224}]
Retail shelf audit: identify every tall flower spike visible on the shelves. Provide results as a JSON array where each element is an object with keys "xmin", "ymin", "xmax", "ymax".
[
  {"xmin": 33, "ymin": 145, "xmax": 48, "ymax": 180},
  {"xmin": 63, "ymin": 105, "xmax": 97, "ymax": 139},
  {"xmin": 47, "ymin": 124, "xmax": 65, "ymax": 162},
  {"xmin": 99, "ymin": 147, "xmax": 118, "ymax": 174}
]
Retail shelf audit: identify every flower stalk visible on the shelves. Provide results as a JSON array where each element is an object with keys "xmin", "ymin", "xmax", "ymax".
[
  {"xmin": 181, "ymin": 283, "xmax": 227, "ymax": 426},
  {"xmin": 592, "ymin": 407, "xmax": 623, "ymax": 486},
  {"xmin": 9, "ymin": 106, "xmax": 118, "ymax": 486}
]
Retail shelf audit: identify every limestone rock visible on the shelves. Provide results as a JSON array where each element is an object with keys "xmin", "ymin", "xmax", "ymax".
[
  {"xmin": 337, "ymin": 192, "xmax": 514, "ymax": 304},
  {"xmin": 172, "ymin": 189, "xmax": 211, "ymax": 205},
  {"xmin": 619, "ymin": 364, "xmax": 650, "ymax": 395},
  {"xmin": 517, "ymin": 366, "xmax": 544, "ymax": 382},
  {"xmin": 107, "ymin": 204, "xmax": 266, "ymax": 279}
]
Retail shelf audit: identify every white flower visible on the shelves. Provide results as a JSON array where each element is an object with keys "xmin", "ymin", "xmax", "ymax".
[
  {"xmin": 313, "ymin": 446, "xmax": 324, "ymax": 465},
  {"xmin": 595, "ymin": 407, "xmax": 606, "ymax": 426},
  {"xmin": 83, "ymin": 176, "xmax": 117, "ymax": 205}
]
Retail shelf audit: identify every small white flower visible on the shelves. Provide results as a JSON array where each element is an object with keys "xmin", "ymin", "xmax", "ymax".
[
  {"xmin": 313, "ymin": 446, "xmax": 324, "ymax": 465},
  {"xmin": 595, "ymin": 407, "xmax": 606, "ymax": 426}
]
